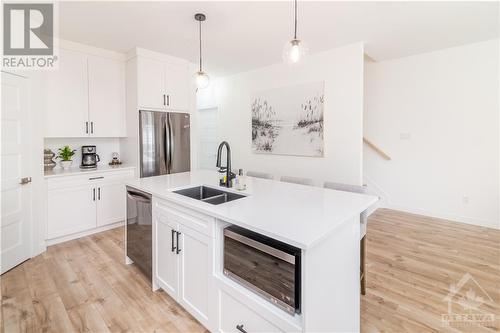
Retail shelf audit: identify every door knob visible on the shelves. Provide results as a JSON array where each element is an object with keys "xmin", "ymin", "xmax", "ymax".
[{"xmin": 20, "ymin": 177, "xmax": 32, "ymax": 185}]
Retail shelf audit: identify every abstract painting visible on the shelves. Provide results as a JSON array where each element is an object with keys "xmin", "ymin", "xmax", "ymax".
[{"xmin": 251, "ymin": 81, "xmax": 324, "ymax": 157}]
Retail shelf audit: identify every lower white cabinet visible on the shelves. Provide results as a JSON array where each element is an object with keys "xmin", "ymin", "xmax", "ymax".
[
  {"xmin": 47, "ymin": 184, "xmax": 97, "ymax": 239},
  {"xmin": 219, "ymin": 290, "xmax": 284, "ymax": 333},
  {"xmin": 46, "ymin": 168, "xmax": 134, "ymax": 242},
  {"xmin": 97, "ymin": 181, "xmax": 128, "ymax": 227},
  {"xmin": 154, "ymin": 201, "xmax": 214, "ymax": 330},
  {"xmin": 156, "ymin": 216, "xmax": 179, "ymax": 297}
]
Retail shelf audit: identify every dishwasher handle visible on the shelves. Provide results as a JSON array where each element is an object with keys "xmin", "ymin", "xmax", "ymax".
[{"xmin": 126, "ymin": 191, "xmax": 151, "ymax": 204}]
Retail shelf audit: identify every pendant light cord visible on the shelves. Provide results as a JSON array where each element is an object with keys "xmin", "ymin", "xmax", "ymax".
[
  {"xmin": 199, "ymin": 20, "xmax": 203, "ymax": 72},
  {"xmin": 294, "ymin": 0, "xmax": 297, "ymax": 40}
]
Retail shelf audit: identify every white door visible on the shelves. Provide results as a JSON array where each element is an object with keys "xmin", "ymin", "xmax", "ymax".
[
  {"xmin": 137, "ymin": 57, "xmax": 165, "ymax": 110},
  {"xmin": 165, "ymin": 62, "xmax": 189, "ymax": 111},
  {"xmin": 96, "ymin": 182, "xmax": 126, "ymax": 227},
  {"xmin": 155, "ymin": 217, "xmax": 179, "ymax": 298},
  {"xmin": 45, "ymin": 49, "xmax": 89, "ymax": 137},
  {"xmin": 47, "ymin": 185, "xmax": 97, "ymax": 239},
  {"xmin": 1, "ymin": 72, "xmax": 32, "ymax": 274},
  {"xmin": 178, "ymin": 224, "xmax": 211, "ymax": 326},
  {"xmin": 88, "ymin": 56, "xmax": 126, "ymax": 137},
  {"xmin": 198, "ymin": 108, "xmax": 218, "ymax": 169}
]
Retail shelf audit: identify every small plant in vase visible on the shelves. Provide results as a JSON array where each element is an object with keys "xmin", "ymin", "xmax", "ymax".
[{"xmin": 57, "ymin": 146, "xmax": 76, "ymax": 170}]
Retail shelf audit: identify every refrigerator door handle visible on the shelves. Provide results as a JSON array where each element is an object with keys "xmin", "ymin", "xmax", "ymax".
[
  {"xmin": 164, "ymin": 113, "xmax": 171, "ymax": 174},
  {"xmin": 167, "ymin": 114, "xmax": 173, "ymax": 173}
]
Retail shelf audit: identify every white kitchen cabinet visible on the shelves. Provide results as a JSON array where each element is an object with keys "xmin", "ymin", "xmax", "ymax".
[
  {"xmin": 47, "ymin": 184, "xmax": 97, "ymax": 239},
  {"xmin": 155, "ymin": 216, "xmax": 179, "ymax": 298},
  {"xmin": 219, "ymin": 290, "xmax": 284, "ymax": 333},
  {"xmin": 164, "ymin": 62, "xmax": 190, "ymax": 111},
  {"xmin": 45, "ymin": 48, "xmax": 126, "ymax": 138},
  {"xmin": 88, "ymin": 56, "xmax": 126, "ymax": 137},
  {"xmin": 178, "ymin": 223, "xmax": 211, "ymax": 323},
  {"xmin": 45, "ymin": 49, "xmax": 89, "ymax": 137},
  {"xmin": 136, "ymin": 57, "xmax": 190, "ymax": 111},
  {"xmin": 137, "ymin": 57, "xmax": 166, "ymax": 110},
  {"xmin": 96, "ymin": 182, "xmax": 126, "ymax": 227},
  {"xmin": 153, "ymin": 200, "xmax": 214, "ymax": 329},
  {"xmin": 46, "ymin": 168, "xmax": 134, "ymax": 244}
]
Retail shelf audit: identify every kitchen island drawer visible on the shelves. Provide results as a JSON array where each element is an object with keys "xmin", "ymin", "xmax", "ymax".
[
  {"xmin": 219, "ymin": 290, "xmax": 284, "ymax": 333},
  {"xmin": 154, "ymin": 199, "xmax": 215, "ymax": 237}
]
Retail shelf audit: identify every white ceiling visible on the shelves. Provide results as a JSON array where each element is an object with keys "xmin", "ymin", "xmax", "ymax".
[{"xmin": 59, "ymin": 1, "xmax": 499, "ymax": 76}]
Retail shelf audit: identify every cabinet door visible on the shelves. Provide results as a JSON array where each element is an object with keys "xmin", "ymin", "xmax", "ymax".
[
  {"xmin": 96, "ymin": 182, "xmax": 126, "ymax": 227},
  {"xmin": 155, "ymin": 217, "xmax": 179, "ymax": 299},
  {"xmin": 178, "ymin": 224, "xmax": 211, "ymax": 326},
  {"xmin": 45, "ymin": 49, "xmax": 89, "ymax": 137},
  {"xmin": 164, "ymin": 62, "xmax": 189, "ymax": 111},
  {"xmin": 137, "ymin": 57, "xmax": 165, "ymax": 110},
  {"xmin": 47, "ymin": 185, "xmax": 96, "ymax": 239},
  {"xmin": 88, "ymin": 56, "xmax": 126, "ymax": 137}
]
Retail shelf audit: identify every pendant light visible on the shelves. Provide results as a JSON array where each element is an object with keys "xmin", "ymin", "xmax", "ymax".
[
  {"xmin": 195, "ymin": 13, "xmax": 209, "ymax": 89},
  {"xmin": 283, "ymin": 0, "xmax": 308, "ymax": 64}
]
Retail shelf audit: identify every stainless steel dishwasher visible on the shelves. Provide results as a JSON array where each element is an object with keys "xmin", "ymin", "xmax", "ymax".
[{"xmin": 126, "ymin": 186, "xmax": 152, "ymax": 281}]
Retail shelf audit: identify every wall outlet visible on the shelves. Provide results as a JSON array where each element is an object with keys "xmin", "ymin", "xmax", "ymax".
[
  {"xmin": 400, "ymin": 132, "xmax": 411, "ymax": 140},
  {"xmin": 462, "ymin": 195, "xmax": 469, "ymax": 204}
]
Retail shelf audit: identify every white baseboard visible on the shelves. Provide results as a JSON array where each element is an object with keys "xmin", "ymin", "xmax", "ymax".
[
  {"xmin": 380, "ymin": 203, "xmax": 500, "ymax": 230},
  {"xmin": 45, "ymin": 221, "xmax": 125, "ymax": 247}
]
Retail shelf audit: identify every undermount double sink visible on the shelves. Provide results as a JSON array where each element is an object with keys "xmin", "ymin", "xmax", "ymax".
[{"xmin": 173, "ymin": 185, "xmax": 246, "ymax": 205}]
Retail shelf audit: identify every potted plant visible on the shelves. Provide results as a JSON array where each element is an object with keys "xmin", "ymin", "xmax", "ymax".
[{"xmin": 57, "ymin": 146, "xmax": 76, "ymax": 170}]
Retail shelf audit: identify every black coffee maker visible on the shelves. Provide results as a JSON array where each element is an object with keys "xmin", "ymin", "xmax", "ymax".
[{"xmin": 80, "ymin": 145, "xmax": 100, "ymax": 169}]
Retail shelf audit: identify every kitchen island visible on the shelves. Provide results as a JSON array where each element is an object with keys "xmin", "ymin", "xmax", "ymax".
[{"xmin": 126, "ymin": 170, "xmax": 378, "ymax": 332}]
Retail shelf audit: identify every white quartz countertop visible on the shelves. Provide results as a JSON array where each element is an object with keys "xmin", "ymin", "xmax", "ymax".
[
  {"xmin": 44, "ymin": 164, "xmax": 135, "ymax": 178},
  {"xmin": 126, "ymin": 170, "xmax": 378, "ymax": 249}
]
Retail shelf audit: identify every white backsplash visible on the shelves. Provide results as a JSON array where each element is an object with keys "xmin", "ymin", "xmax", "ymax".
[{"xmin": 44, "ymin": 137, "xmax": 121, "ymax": 169}]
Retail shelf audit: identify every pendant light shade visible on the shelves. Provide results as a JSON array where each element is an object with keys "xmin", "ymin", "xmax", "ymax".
[
  {"xmin": 195, "ymin": 13, "xmax": 210, "ymax": 89},
  {"xmin": 283, "ymin": 0, "xmax": 308, "ymax": 64},
  {"xmin": 195, "ymin": 70, "xmax": 210, "ymax": 89}
]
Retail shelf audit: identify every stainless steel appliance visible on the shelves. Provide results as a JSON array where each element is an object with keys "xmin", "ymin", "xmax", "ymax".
[
  {"xmin": 126, "ymin": 186, "xmax": 152, "ymax": 280},
  {"xmin": 139, "ymin": 110, "xmax": 190, "ymax": 178},
  {"xmin": 80, "ymin": 145, "xmax": 100, "ymax": 169},
  {"xmin": 223, "ymin": 225, "xmax": 302, "ymax": 315}
]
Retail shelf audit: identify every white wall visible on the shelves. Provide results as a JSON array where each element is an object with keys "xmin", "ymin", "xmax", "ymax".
[
  {"xmin": 44, "ymin": 137, "xmax": 121, "ymax": 168},
  {"xmin": 364, "ymin": 39, "xmax": 499, "ymax": 229},
  {"xmin": 214, "ymin": 43, "xmax": 365, "ymax": 186}
]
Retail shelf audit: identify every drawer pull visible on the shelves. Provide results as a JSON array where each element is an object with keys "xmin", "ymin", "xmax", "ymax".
[
  {"xmin": 171, "ymin": 229, "xmax": 176, "ymax": 252},
  {"xmin": 236, "ymin": 324, "xmax": 247, "ymax": 333},
  {"xmin": 176, "ymin": 231, "xmax": 181, "ymax": 254},
  {"xmin": 89, "ymin": 176, "xmax": 104, "ymax": 180}
]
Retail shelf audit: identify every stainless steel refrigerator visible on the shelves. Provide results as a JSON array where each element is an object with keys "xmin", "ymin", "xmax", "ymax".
[{"xmin": 139, "ymin": 110, "xmax": 190, "ymax": 178}]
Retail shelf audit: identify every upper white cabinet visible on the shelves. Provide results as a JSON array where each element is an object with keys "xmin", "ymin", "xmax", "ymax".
[
  {"xmin": 136, "ymin": 57, "xmax": 190, "ymax": 111},
  {"xmin": 137, "ymin": 57, "xmax": 166, "ymax": 110},
  {"xmin": 88, "ymin": 56, "xmax": 126, "ymax": 137},
  {"xmin": 164, "ymin": 62, "xmax": 189, "ymax": 111},
  {"xmin": 45, "ymin": 47, "xmax": 126, "ymax": 137},
  {"xmin": 45, "ymin": 49, "xmax": 89, "ymax": 137}
]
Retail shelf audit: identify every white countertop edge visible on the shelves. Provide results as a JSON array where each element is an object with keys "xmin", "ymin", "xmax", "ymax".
[
  {"xmin": 127, "ymin": 181, "xmax": 378, "ymax": 250},
  {"xmin": 44, "ymin": 165, "xmax": 135, "ymax": 178}
]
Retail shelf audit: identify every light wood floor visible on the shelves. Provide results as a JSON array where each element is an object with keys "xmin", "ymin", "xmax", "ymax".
[{"xmin": 1, "ymin": 208, "xmax": 499, "ymax": 332}]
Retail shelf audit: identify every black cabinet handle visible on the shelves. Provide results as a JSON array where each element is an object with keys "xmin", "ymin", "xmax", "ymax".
[
  {"xmin": 98, "ymin": 187, "xmax": 101, "ymax": 200},
  {"xmin": 90, "ymin": 121, "xmax": 94, "ymax": 134},
  {"xmin": 163, "ymin": 94, "xmax": 166, "ymax": 106},
  {"xmin": 93, "ymin": 188, "xmax": 96, "ymax": 201},
  {"xmin": 89, "ymin": 176, "xmax": 104, "ymax": 180},
  {"xmin": 171, "ymin": 229, "xmax": 176, "ymax": 252},
  {"xmin": 85, "ymin": 121, "xmax": 89, "ymax": 134},
  {"xmin": 176, "ymin": 231, "xmax": 181, "ymax": 254},
  {"xmin": 166, "ymin": 94, "xmax": 170, "ymax": 106},
  {"xmin": 236, "ymin": 325, "xmax": 247, "ymax": 333}
]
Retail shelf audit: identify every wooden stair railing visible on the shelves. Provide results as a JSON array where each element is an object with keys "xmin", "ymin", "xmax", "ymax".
[{"xmin": 363, "ymin": 137, "xmax": 391, "ymax": 160}]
